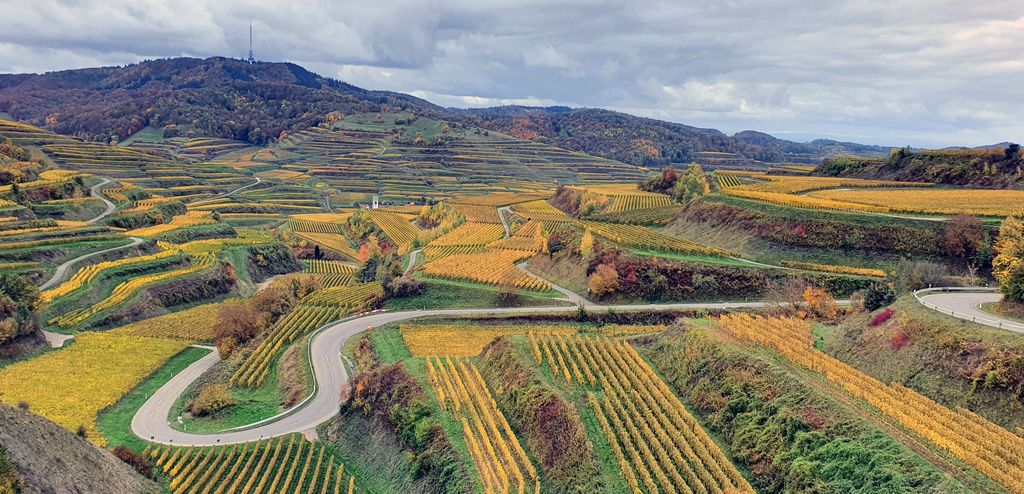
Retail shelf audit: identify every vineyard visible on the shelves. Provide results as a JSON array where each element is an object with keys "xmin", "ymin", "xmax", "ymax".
[
  {"xmin": 294, "ymin": 231, "xmax": 360, "ymax": 260},
  {"xmin": 0, "ymin": 332, "xmax": 187, "ymax": 444},
  {"xmin": 579, "ymin": 221, "xmax": 734, "ymax": 257},
  {"xmin": 126, "ymin": 211, "xmax": 218, "ymax": 237},
  {"xmin": 423, "ymin": 222, "xmax": 506, "ymax": 260},
  {"xmin": 231, "ymin": 305, "xmax": 340, "ymax": 387},
  {"xmin": 367, "ymin": 210, "xmax": 421, "ymax": 254},
  {"xmin": 303, "ymin": 259, "xmax": 357, "ymax": 274},
  {"xmin": 780, "ymin": 260, "xmax": 887, "ymax": 278},
  {"xmin": 111, "ymin": 300, "xmax": 240, "ymax": 341},
  {"xmin": 426, "ymin": 357, "xmax": 539, "ymax": 493},
  {"xmin": 532, "ymin": 333, "xmax": 754, "ymax": 494},
  {"xmin": 808, "ymin": 188, "xmax": 1024, "ymax": 216},
  {"xmin": 715, "ymin": 174, "xmax": 740, "ymax": 189},
  {"xmin": 451, "ymin": 203, "xmax": 502, "ymax": 223},
  {"xmin": 718, "ymin": 313, "xmax": 1024, "ymax": 493},
  {"xmin": 401, "ymin": 324, "xmax": 578, "ymax": 357},
  {"xmin": 50, "ymin": 253, "xmax": 217, "ymax": 328},
  {"xmin": 422, "ymin": 249, "xmax": 550, "ymax": 290},
  {"xmin": 510, "ymin": 199, "xmax": 567, "ymax": 217},
  {"xmin": 289, "ymin": 219, "xmax": 342, "ymax": 234},
  {"xmin": 40, "ymin": 249, "xmax": 183, "ymax": 303},
  {"xmin": 148, "ymin": 435, "xmax": 358, "ymax": 494}
]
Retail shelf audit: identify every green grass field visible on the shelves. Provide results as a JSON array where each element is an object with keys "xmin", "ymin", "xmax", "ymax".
[{"xmin": 97, "ymin": 346, "xmax": 211, "ymax": 451}]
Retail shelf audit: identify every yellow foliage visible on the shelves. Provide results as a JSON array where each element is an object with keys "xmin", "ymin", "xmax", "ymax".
[{"xmin": 0, "ymin": 332, "xmax": 187, "ymax": 445}]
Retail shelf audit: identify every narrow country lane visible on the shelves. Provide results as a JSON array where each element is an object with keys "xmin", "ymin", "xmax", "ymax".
[
  {"xmin": 916, "ymin": 287, "xmax": 1024, "ymax": 332},
  {"xmin": 85, "ymin": 177, "xmax": 117, "ymax": 224},
  {"xmin": 132, "ymin": 300, "xmax": 777, "ymax": 446}
]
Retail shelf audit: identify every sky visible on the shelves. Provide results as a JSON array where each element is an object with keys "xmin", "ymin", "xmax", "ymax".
[{"xmin": 0, "ymin": 0, "xmax": 1020, "ymax": 148}]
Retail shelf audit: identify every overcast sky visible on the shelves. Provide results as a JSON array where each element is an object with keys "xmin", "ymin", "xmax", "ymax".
[{"xmin": 0, "ymin": 0, "xmax": 1020, "ymax": 147}]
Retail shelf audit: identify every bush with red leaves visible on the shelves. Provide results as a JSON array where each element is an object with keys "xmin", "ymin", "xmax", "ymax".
[
  {"xmin": 870, "ymin": 308, "xmax": 895, "ymax": 326},
  {"xmin": 890, "ymin": 330, "xmax": 911, "ymax": 350}
]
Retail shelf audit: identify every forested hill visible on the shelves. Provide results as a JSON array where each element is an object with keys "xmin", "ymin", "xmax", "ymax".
[
  {"xmin": 816, "ymin": 145, "xmax": 1024, "ymax": 187},
  {"xmin": 0, "ymin": 56, "xmax": 892, "ymax": 165},
  {"xmin": 0, "ymin": 57, "xmax": 442, "ymax": 144},
  {"xmin": 457, "ymin": 106, "xmax": 892, "ymax": 166}
]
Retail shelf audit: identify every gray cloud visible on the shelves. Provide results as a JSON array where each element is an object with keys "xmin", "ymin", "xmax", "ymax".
[{"xmin": 0, "ymin": 0, "xmax": 1020, "ymax": 147}]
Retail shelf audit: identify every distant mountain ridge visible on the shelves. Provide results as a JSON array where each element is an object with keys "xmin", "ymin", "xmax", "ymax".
[
  {"xmin": 0, "ymin": 56, "xmax": 892, "ymax": 166},
  {"xmin": 457, "ymin": 106, "xmax": 892, "ymax": 166}
]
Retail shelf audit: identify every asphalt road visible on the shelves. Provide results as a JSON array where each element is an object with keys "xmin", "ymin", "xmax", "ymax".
[
  {"xmin": 85, "ymin": 177, "xmax": 117, "ymax": 225},
  {"xmin": 916, "ymin": 289, "xmax": 1024, "ymax": 332},
  {"xmin": 132, "ymin": 300, "xmax": 776, "ymax": 446},
  {"xmin": 37, "ymin": 237, "xmax": 144, "ymax": 291}
]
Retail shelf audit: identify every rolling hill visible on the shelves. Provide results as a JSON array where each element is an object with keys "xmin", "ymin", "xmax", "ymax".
[
  {"xmin": 0, "ymin": 404, "xmax": 160, "ymax": 493},
  {"xmin": 0, "ymin": 57, "xmax": 892, "ymax": 170}
]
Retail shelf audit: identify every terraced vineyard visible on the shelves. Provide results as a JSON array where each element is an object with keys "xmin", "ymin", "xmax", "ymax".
[
  {"xmin": 148, "ymin": 435, "xmax": 358, "ymax": 494},
  {"xmin": 401, "ymin": 324, "xmax": 578, "ymax": 357},
  {"xmin": 535, "ymin": 333, "xmax": 754, "ymax": 494},
  {"xmin": 425, "ymin": 357, "xmax": 539, "ymax": 493},
  {"xmin": 423, "ymin": 222, "xmax": 506, "ymax": 260},
  {"xmin": 719, "ymin": 314, "xmax": 1024, "ymax": 493},
  {"xmin": 580, "ymin": 221, "xmax": 734, "ymax": 257},
  {"xmin": 367, "ymin": 210, "xmax": 421, "ymax": 254},
  {"xmin": 231, "ymin": 305, "xmax": 340, "ymax": 387},
  {"xmin": 422, "ymin": 248, "xmax": 549, "ymax": 290}
]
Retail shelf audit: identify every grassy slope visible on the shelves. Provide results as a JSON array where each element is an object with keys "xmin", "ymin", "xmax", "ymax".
[
  {"xmin": 640, "ymin": 326, "xmax": 983, "ymax": 493},
  {"xmin": 169, "ymin": 356, "xmax": 284, "ymax": 434},
  {"xmin": 97, "ymin": 346, "xmax": 211, "ymax": 450},
  {"xmin": 825, "ymin": 296, "xmax": 1024, "ymax": 431},
  {"xmin": 326, "ymin": 324, "xmax": 483, "ymax": 494},
  {"xmin": 0, "ymin": 405, "xmax": 161, "ymax": 493},
  {"xmin": 499, "ymin": 334, "xmax": 628, "ymax": 493}
]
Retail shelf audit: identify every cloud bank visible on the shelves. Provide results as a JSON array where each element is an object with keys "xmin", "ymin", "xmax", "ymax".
[{"xmin": 0, "ymin": 0, "xmax": 1020, "ymax": 147}]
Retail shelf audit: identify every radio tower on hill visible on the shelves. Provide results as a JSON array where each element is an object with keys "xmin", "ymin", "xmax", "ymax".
[{"xmin": 247, "ymin": 22, "xmax": 256, "ymax": 64}]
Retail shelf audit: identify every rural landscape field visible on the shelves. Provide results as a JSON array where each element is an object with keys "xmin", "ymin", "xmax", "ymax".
[{"xmin": 2, "ymin": 3, "xmax": 1024, "ymax": 494}]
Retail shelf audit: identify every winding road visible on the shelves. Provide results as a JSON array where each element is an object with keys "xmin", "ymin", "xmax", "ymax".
[
  {"xmin": 132, "ymin": 300, "xmax": 776, "ymax": 446},
  {"xmin": 203, "ymin": 176, "xmax": 261, "ymax": 201},
  {"xmin": 915, "ymin": 287, "xmax": 1024, "ymax": 332},
  {"xmin": 38, "ymin": 177, "xmax": 137, "ymax": 347},
  {"xmin": 85, "ymin": 177, "xmax": 117, "ymax": 225}
]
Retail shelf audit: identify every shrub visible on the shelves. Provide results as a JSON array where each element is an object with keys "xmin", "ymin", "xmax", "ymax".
[
  {"xmin": 994, "ymin": 216, "xmax": 1024, "ymax": 302},
  {"xmin": 870, "ymin": 308, "xmax": 895, "ymax": 326},
  {"xmin": 803, "ymin": 286, "xmax": 840, "ymax": 320},
  {"xmin": 893, "ymin": 259, "xmax": 951, "ymax": 292},
  {"xmin": 478, "ymin": 337, "xmax": 603, "ymax": 493},
  {"xmin": 890, "ymin": 330, "xmax": 911, "ymax": 350},
  {"xmin": 587, "ymin": 263, "xmax": 619, "ymax": 299},
  {"xmin": 187, "ymin": 383, "xmax": 235, "ymax": 416},
  {"xmin": 862, "ymin": 282, "xmax": 896, "ymax": 311},
  {"xmin": 245, "ymin": 243, "xmax": 302, "ymax": 282},
  {"xmin": 344, "ymin": 362, "xmax": 469, "ymax": 491},
  {"xmin": 113, "ymin": 445, "xmax": 153, "ymax": 479}
]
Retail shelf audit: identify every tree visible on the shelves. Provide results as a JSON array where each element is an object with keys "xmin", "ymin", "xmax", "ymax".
[
  {"xmin": 588, "ymin": 263, "xmax": 620, "ymax": 299},
  {"xmin": 496, "ymin": 271, "xmax": 520, "ymax": 307},
  {"xmin": 993, "ymin": 215, "xmax": 1024, "ymax": 302},
  {"xmin": 862, "ymin": 282, "xmax": 896, "ymax": 311},
  {"xmin": 578, "ymin": 230, "xmax": 594, "ymax": 258},
  {"xmin": 942, "ymin": 214, "xmax": 989, "ymax": 267},
  {"xmin": 803, "ymin": 286, "xmax": 840, "ymax": 320},
  {"xmin": 671, "ymin": 163, "xmax": 710, "ymax": 204}
]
